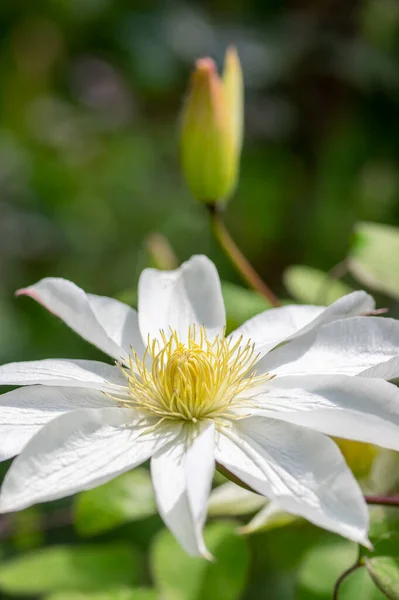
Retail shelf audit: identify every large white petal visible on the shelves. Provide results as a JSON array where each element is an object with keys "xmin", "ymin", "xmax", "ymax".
[
  {"xmin": 0, "ymin": 408, "xmax": 181, "ymax": 512},
  {"xmin": 0, "ymin": 359, "xmax": 125, "ymax": 391},
  {"xmin": 229, "ymin": 305, "xmax": 324, "ymax": 356},
  {"xmin": 360, "ymin": 357, "xmax": 399, "ymax": 382},
  {"xmin": 18, "ymin": 279, "xmax": 144, "ymax": 363},
  {"xmin": 230, "ymin": 291, "xmax": 374, "ymax": 358},
  {"xmin": 256, "ymin": 317, "xmax": 399, "ymax": 376},
  {"xmin": 151, "ymin": 422, "xmax": 215, "ymax": 558},
  {"xmin": 249, "ymin": 374, "xmax": 399, "ymax": 451},
  {"xmin": 0, "ymin": 386, "xmax": 112, "ymax": 461},
  {"xmin": 138, "ymin": 255, "xmax": 225, "ymax": 345},
  {"xmin": 216, "ymin": 419, "xmax": 369, "ymax": 545}
]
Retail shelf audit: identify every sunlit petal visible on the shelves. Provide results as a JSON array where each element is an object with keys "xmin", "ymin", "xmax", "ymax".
[
  {"xmin": 249, "ymin": 374, "xmax": 399, "ymax": 451},
  {"xmin": 18, "ymin": 279, "xmax": 144, "ymax": 363},
  {"xmin": 0, "ymin": 359, "xmax": 125, "ymax": 391},
  {"xmin": 151, "ymin": 422, "xmax": 215, "ymax": 558},
  {"xmin": 256, "ymin": 316, "xmax": 399, "ymax": 376},
  {"xmin": 0, "ymin": 386, "xmax": 112, "ymax": 461},
  {"xmin": 0, "ymin": 408, "xmax": 181, "ymax": 513},
  {"xmin": 138, "ymin": 255, "xmax": 225, "ymax": 345},
  {"xmin": 216, "ymin": 419, "xmax": 369, "ymax": 545},
  {"xmin": 231, "ymin": 291, "xmax": 374, "ymax": 358}
]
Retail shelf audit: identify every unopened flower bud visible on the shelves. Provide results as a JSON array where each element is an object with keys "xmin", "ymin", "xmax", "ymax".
[{"xmin": 180, "ymin": 48, "xmax": 243, "ymax": 205}]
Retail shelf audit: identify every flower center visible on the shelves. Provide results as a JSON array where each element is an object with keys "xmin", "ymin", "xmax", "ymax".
[{"xmin": 118, "ymin": 326, "xmax": 270, "ymax": 422}]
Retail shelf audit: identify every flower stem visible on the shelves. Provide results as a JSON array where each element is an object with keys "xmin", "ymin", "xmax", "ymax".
[
  {"xmin": 207, "ymin": 204, "xmax": 281, "ymax": 307},
  {"xmin": 365, "ymin": 495, "xmax": 399, "ymax": 507},
  {"xmin": 332, "ymin": 558, "xmax": 362, "ymax": 600}
]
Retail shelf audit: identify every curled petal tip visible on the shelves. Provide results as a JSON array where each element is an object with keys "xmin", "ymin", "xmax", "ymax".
[
  {"xmin": 195, "ymin": 57, "xmax": 217, "ymax": 72},
  {"xmin": 363, "ymin": 536, "xmax": 373, "ymax": 551},
  {"xmin": 15, "ymin": 287, "xmax": 32, "ymax": 298},
  {"xmin": 201, "ymin": 548, "xmax": 215, "ymax": 562}
]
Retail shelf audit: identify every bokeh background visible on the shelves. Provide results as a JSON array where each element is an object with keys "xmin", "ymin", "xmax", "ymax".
[{"xmin": 1, "ymin": 1, "xmax": 399, "ymax": 599}]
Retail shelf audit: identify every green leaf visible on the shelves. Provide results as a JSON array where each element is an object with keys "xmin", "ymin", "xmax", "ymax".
[
  {"xmin": 221, "ymin": 281, "xmax": 270, "ymax": 331},
  {"xmin": 45, "ymin": 588, "xmax": 157, "ymax": 600},
  {"xmin": 117, "ymin": 290, "xmax": 137, "ymax": 308},
  {"xmin": 335, "ymin": 567, "xmax": 387, "ymax": 600},
  {"xmin": 362, "ymin": 508, "xmax": 399, "ymax": 559},
  {"xmin": 297, "ymin": 540, "xmax": 358, "ymax": 598},
  {"xmin": 371, "ymin": 532, "xmax": 399, "ymax": 560},
  {"xmin": 0, "ymin": 544, "xmax": 140, "ymax": 596},
  {"xmin": 360, "ymin": 509, "xmax": 399, "ymax": 599},
  {"xmin": 366, "ymin": 557, "xmax": 399, "ymax": 599},
  {"xmin": 348, "ymin": 222, "xmax": 399, "ymax": 298},
  {"xmin": 365, "ymin": 525, "xmax": 399, "ymax": 570},
  {"xmin": 284, "ymin": 265, "xmax": 353, "ymax": 305},
  {"xmin": 151, "ymin": 521, "xmax": 250, "ymax": 600},
  {"xmin": 74, "ymin": 468, "xmax": 156, "ymax": 537},
  {"xmin": 11, "ymin": 506, "xmax": 44, "ymax": 550}
]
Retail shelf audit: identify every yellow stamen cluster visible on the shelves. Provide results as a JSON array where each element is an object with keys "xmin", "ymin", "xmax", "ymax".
[{"xmin": 118, "ymin": 326, "xmax": 270, "ymax": 423}]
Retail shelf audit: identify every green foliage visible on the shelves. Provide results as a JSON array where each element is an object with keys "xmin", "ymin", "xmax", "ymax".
[
  {"xmin": 46, "ymin": 588, "xmax": 158, "ymax": 600},
  {"xmin": 296, "ymin": 538, "xmax": 387, "ymax": 599},
  {"xmin": 221, "ymin": 281, "xmax": 270, "ymax": 330},
  {"xmin": 284, "ymin": 265, "xmax": 353, "ymax": 305},
  {"xmin": 151, "ymin": 521, "xmax": 250, "ymax": 600},
  {"xmin": 74, "ymin": 468, "xmax": 156, "ymax": 537},
  {"xmin": 359, "ymin": 509, "xmax": 399, "ymax": 560},
  {"xmin": 1, "ymin": 1, "xmax": 399, "ymax": 599},
  {"xmin": 369, "ymin": 533, "xmax": 399, "ymax": 561},
  {"xmin": 0, "ymin": 544, "xmax": 140, "ymax": 596},
  {"xmin": 360, "ymin": 509, "xmax": 399, "ymax": 599},
  {"xmin": 349, "ymin": 222, "xmax": 399, "ymax": 297},
  {"xmin": 334, "ymin": 568, "xmax": 386, "ymax": 600},
  {"xmin": 366, "ymin": 558, "xmax": 399, "ymax": 600},
  {"xmin": 297, "ymin": 540, "xmax": 358, "ymax": 598},
  {"xmin": 11, "ymin": 506, "xmax": 44, "ymax": 550}
]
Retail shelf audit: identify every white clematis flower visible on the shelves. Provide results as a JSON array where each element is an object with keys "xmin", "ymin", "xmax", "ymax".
[{"xmin": 3, "ymin": 256, "xmax": 399, "ymax": 556}]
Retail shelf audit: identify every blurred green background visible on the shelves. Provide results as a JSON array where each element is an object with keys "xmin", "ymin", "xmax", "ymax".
[{"xmin": 1, "ymin": 0, "xmax": 399, "ymax": 598}]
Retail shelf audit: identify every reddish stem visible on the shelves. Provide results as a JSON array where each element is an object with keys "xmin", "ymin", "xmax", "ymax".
[
  {"xmin": 207, "ymin": 204, "xmax": 281, "ymax": 307},
  {"xmin": 365, "ymin": 495, "xmax": 399, "ymax": 507}
]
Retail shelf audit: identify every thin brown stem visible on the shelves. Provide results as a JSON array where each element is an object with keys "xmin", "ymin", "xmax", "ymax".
[
  {"xmin": 332, "ymin": 559, "xmax": 362, "ymax": 600},
  {"xmin": 207, "ymin": 204, "xmax": 281, "ymax": 307},
  {"xmin": 365, "ymin": 495, "xmax": 399, "ymax": 507}
]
